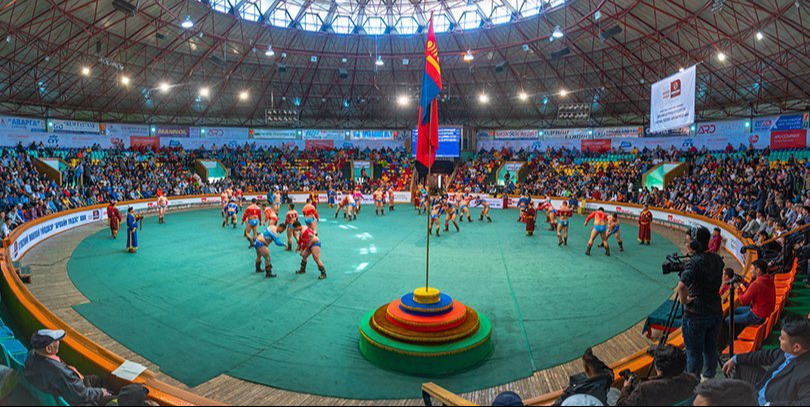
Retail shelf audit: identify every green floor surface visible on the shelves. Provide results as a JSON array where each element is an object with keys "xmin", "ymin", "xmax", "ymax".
[{"xmin": 67, "ymin": 207, "xmax": 678, "ymax": 399}]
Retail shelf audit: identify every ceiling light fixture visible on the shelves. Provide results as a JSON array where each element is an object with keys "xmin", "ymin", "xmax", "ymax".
[
  {"xmin": 199, "ymin": 87, "xmax": 210, "ymax": 98},
  {"xmin": 120, "ymin": 75, "xmax": 130, "ymax": 86},
  {"xmin": 265, "ymin": 46, "xmax": 275, "ymax": 57},
  {"xmin": 158, "ymin": 82, "xmax": 170, "ymax": 93},
  {"xmin": 239, "ymin": 91, "xmax": 249, "ymax": 101},
  {"xmin": 717, "ymin": 51, "xmax": 727, "ymax": 61},
  {"xmin": 479, "ymin": 93, "xmax": 489, "ymax": 104},
  {"xmin": 559, "ymin": 88, "xmax": 568, "ymax": 97},
  {"xmin": 181, "ymin": 16, "xmax": 194, "ymax": 29},
  {"xmin": 81, "ymin": 67, "xmax": 91, "ymax": 76},
  {"xmin": 375, "ymin": 56, "xmax": 384, "ymax": 66},
  {"xmin": 552, "ymin": 25, "xmax": 564, "ymax": 39},
  {"xmin": 464, "ymin": 50, "xmax": 474, "ymax": 62}
]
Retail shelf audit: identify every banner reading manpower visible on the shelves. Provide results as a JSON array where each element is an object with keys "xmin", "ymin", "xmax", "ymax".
[{"xmin": 650, "ymin": 66, "xmax": 696, "ymax": 133}]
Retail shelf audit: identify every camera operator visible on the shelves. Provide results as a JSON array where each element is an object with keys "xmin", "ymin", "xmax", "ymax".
[
  {"xmin": 616, "ymin": 345, "xmax": 699, "ymax": 406},
  {"xmin": 676, "ymin": 226, "xmax": 725, "ymax": 379},
  {"xmin": 554, "ymin": 348, "xmax": 614, "ymax": 406}
]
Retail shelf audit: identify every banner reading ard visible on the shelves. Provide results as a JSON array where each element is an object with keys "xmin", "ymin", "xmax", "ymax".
[{"xmin": 650, "ymin": 65, "xmax": 696, "ymax": 133}]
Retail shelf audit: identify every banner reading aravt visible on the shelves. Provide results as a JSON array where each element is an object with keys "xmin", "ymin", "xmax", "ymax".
[{"xmin": 650, "ymin": 66, "xmax": 696, "ymax": 133}]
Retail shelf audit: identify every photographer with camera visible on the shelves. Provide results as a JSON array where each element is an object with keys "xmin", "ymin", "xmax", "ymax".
[
  {"xmin": 728, "ymin": 259, "xmax": 775, "ymax": 333},
  {"xmin": 616, "ymin": 345, "xmax": 699, "ymax": 406},
  {"xmin": 554, "ymin": 348, "xmax": 614, "ymax": 406},
  {"xmin": 675, "ymin": 226, "xmax": 725, "ymax": 380}
]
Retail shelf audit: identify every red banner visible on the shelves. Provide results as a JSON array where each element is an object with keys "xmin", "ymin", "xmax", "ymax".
[
  {"xmin": 305, "ymin": 140, "xmax": 334, "ymax": 151},
  {"xmin": 770, "ymin": 129, "xmax": 807, "ymax": 150},
  {"xmin": 581, "ymin": 139, "xmax": 611, "ymax": 153},
  {"xmin": 130, "ymin": 136, "xmax": 160, "ymax": 149}
]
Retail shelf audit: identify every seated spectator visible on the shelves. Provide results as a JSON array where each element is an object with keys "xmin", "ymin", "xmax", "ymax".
[
  {"xmin": 727, "ymin": 259, "xmax": 775, "ymax": 333},
  {"xmin": 106, "ymin": 384, "xmax": 159, "ymax": 406},
  {"xmin": 722, "ymin": 317, "xmax": 810, "ymax": 405},
  {"xmin": 708, "ymin": 228, "xmax": 723, "ymax": 254},
  {"xmin": 616, "ymin": 345, "xmax": 699, "ymax": 406},
  {"xmin": 692, "ymin": 379, "xmax": 758, "ymax": 406},
  {"xmin": 24, "ymin": 329, "xmax": 113, "ymax": 406},
  {"xmin": 0, "ymin": 217, "xmax": 11, "ymax": 241},
  {"xmin": 555, "ymin": 348, "xmax": 613, "ymax": 406},
  {"xmin": 741, "ymin": 214, "xmax": 759, "ymax": 238},
  {"xmin": 492, "ymin": 391, "xmax": 524, "ymax": 406}
]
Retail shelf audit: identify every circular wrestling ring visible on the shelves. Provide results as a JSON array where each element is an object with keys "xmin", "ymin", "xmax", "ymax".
[{"xmin": 0, "ymin": 195, "xmax": 756, "ymax": 405}]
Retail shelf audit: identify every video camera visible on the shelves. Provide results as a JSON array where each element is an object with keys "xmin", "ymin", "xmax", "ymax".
[{"xmin": 662, "ymin": 253, "xmax": 692, "ymax": 275}]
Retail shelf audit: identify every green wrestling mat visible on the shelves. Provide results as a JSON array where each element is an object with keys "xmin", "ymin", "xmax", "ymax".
[{"xmin": 67, "ymin": 207, "xmax": 678, "ymax": 399}]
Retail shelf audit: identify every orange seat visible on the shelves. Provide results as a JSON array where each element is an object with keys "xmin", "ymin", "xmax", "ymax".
[{"xmin": 737, "ymin": 323, "xmax": 766, "ymax": 342}]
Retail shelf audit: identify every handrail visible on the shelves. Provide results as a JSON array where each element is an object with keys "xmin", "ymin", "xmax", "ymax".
[
  {"xmin": 422, "ymin": 383, "xmax": 477, "ymax": 406},
  {"xmin": 422, "ymin": 199, "xmax": 758, "ymax": 407},
  {"xmin": 0, "ymin": 195, "xmax": 229, "ymax": 406}
]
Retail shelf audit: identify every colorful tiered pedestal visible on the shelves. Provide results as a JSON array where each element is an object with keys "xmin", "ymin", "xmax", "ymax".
[{"xmin": 359, "ymin": 287, "xmax": 493, "ymax": 376}]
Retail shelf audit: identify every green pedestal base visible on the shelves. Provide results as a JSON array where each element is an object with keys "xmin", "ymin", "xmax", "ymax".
[{"xmin": 358, "ymin": 310, "xmax": 493, "ymax": 376}]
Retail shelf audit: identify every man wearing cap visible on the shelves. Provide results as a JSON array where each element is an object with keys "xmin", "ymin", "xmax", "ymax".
[{"xmin": 24, "ymin": 329, "xmax": 113, "ymax": 406}]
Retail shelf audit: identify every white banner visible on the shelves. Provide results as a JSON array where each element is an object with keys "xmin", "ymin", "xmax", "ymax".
[
  {"xmin": 303, "ymin": 129, "xmax": 346, "ymax": 140},
  {"xmin": 251, "ymin": 129, "xmax": 299, "ymax": 140},
  {"xmin": 201, "ymin": 127, "xmax": 250, "ymax": 139},
  {"xmin": 105, "ymin": 123, "xmax": 150, "ymax": 137},
  {"xmin": 51, "ymin": 119, "xmax": 101, "ymax": 134},
  {"xmin": 541, "ymin": 128, "xmax": 591, "ymax": 140},
  {"xmin": 0, "ymin": 116, "xmax": 45, "ymax": 132},
  {"xmin": 350, "ymin": 130, "xmax": 395, "ymax": 140},
  {"xmin": 592, "ymin": 126, "xmax": 643, "ymax": 139},
  {"xmin": 494, "ymin": 129, "xmax": 539, "ymax": 140},
  {"xmin": 650, "ymin": 65, "xmax": 696, "ymax": 133}
]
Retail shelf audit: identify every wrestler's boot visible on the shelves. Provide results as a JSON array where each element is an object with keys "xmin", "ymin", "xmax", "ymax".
[
  {"xmin": 605, "ymin": 245, "xmax": 611, "ymax": 256},
  {"xmin": 318, "ymin": 265, "xmax": 327, "ymax": 280},
  {"xmin": 586, "ymin": 244, "xmax": 592, "ymax": 256},
  {"xmin": 297, "ymin": 260, "xmax": 307, "ymax": 274},
  {"xmin": 266, "ymin": 264, "xmax": 277, "ymax": 278},
  {"xmin": 255, "ymin": 261, "xmax": 263, "ymax": 273},
  {"xmin": 618, "ymin": 241, "xmax": 625, "ymax": 252},
  {"xmin": 558, "ymin": 236, "xmax": 564, "ymax": 246}
]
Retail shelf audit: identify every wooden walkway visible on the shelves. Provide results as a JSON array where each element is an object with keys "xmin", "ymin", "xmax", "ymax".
[{"xmin": 21, "ymin": 220, "xmax": 737, "ymax": 406}]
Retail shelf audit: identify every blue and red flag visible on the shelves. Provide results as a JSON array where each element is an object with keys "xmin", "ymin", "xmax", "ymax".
[{"xmin": 416, "ymin": 16, "xmax": 442, "ymax": 169}]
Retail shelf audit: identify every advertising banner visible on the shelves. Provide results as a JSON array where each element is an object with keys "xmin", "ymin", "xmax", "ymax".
[
  {"xmin": 541, "ymin": 128, "xmax": 591, "ymax": 140},
  {"xmin": 0, "ymin": 116, "xmax": 45, "ymax": 132},
  {"xmin": 106, "ymin": 123, "xmax": 150, "ymax": 137},
  {"xmin": 754, "ymin": 113, "xmax": 808, "ymax": 132},
  {"xmin": 581, "ymin": 139, "xmax": 611, "ymax": 153},
  {"xmin": 154, "ymin": 125, "xmax": 190, "ymax": 138},
  {"xmin": 591, "ymin": 126, "xmax": 643, "ymax": 139},
  {"xmin": 350, "ymin": 130, "xmax": 395, "ymax": 140},
  {"xmin": 130, "ymin": 136, "xmax": 160, "ymax": 149},
  {"xmin": 650, "ymin": 65, "xmax": 696, "ymax": 133},
  {"xmin": 494, "ymin": 129, "xmax": 539, "ymax": 140},
  {"xmin": 770, "ymin": 129, "xmax": 808, "ymax": 150},
  {"xmin": 52, "ymin": 119, "xmax": 101, "ymax": 134},
  {"xmin": 305, "ymin": 140, "xmax": 334, "ymax": 151},
  {"xmin": 251, "ymin": 129, "xmax": 299, "ymax": 140},
  {"xmin": 693, "ymin": 119, "xmax": 749, "ymax": 136},
  {"xmin": 304, "ymin": 129, "xmax": 346, "ymax": 140},
  {"xmin": 202, "ymin": 127, "xmax": 250, "ymax": 139}
]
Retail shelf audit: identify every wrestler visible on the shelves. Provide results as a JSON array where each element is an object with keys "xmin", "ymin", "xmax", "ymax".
[
  {"xmin": 335, "ymin": 192, "xmax": 349, "ymax": 219},
  {"xmin": 429, "ymin": 198, "xmax": 444, "ymax": 237},
  {"xmin": 353, "ymin": 188, "xmax": 364, "ymax": 215},
  {"xmin": 606, "ymin": 213, "xmax": 625, "ymax": 252},
  {"xmin": 474, "ymin": 196, "xmax": 492, "ymax": 222},
  {"xmin": 156, "ymin": 193, "xmax": 169, "ymax": 224},
  {"xmin": 242, "ymin": 198, "xmax": 263, "ymax": 248},
  {"xmin": 309, "ymin": 191, "xmax": 319, "ymax": 208},
  {"xmin": 223, "ymin": 199, "xmax": 240, "ymax": 229},
  {"xmin": 517, "ymin": 194, "xmax": 532, "ymax": 223},
  {"xmin": 418, "ymin": 186, "xmax": 430, "ymax": 215},
  {"xmin": 262, "ymin": 203, "xmax": 278, "ymax": 226},
  {"xmin": 539, "ymin": 196, "xmax": 556, "ymax": 231},
  {"xmin": 638, "ymin": 204, "xmax": 653, "ymax": 245},
  {"xmin": 556, "ymin": 201, "xmax": 574, "ymax": 246},
  {"xmin": 284, "ymin": 204, "xmax": 300, "ymax": 251},
  {"xmin": 272, "ymin": 189, "xmax": 282, "ymax": 213},
  {"xmin": 459, "ymin": 193, "xmax": 473, "ymax": 223},
  {"xmin": 253, "ymin": 223, "xmax": 287, "ymax": 278},
  {"xmin": 302, "ymin": 198, "xmax": 320, "ymax": 235},
  {"xmin": 444, "ymin": 200, "xmax": 460, "ymax": 233},
  {"xmin": 584, "ymin": 207, "xmax": 610, "ymax": 256},
  {"xmin": 374, "ymin": 188, "xmax": 386, "ymax": 216},
  {"xmin": 327, "ymin": 186, "xmax": 337, "ymax": 208},
  {"xmin": 234, "ymin": 187, "xmax": 244, "ymax": 204},
  {"xmin": 107, "ymin": 201, "xmax": 122, "ymax": 239},
  {"xmin": 293, "ymin": 221, "xmax": 327, "ymax": 280},
  {"xmin": 387, "ymin": 185, "xmax": 395, "ymax": 212},
  {"xmin": 525, "ymin": 201, "xmax": 537, "ymax": 236},
  {"xmin": 220, "ymin": 190, "xmax": 229, "ymax": 218}
]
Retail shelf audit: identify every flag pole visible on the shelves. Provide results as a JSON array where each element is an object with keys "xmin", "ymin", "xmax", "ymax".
[{"xmin": 425, "ymin": 107, "xmax": 433, "ymax": 293}]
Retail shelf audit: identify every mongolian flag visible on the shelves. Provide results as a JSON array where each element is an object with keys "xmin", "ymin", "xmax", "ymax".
[{"xmin": 416, "ymin": 15, "xmax": 442, "ymax": 169}]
